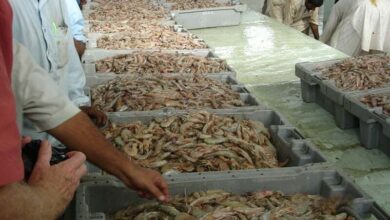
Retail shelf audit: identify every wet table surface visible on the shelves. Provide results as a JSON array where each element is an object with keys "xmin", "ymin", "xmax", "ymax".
[{"xmin": 192, "ymin": 10, "xmax": 390, "ymax": 214}]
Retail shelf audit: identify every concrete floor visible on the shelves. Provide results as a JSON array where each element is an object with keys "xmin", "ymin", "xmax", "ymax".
[{"xmin": 192, "ymin": 11, "xmax": 390, "ymax": 214}]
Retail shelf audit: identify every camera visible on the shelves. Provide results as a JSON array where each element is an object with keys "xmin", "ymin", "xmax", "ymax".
[{"xmin": 22, "ymin": 140, "xmax": 69, "ymax": 180}]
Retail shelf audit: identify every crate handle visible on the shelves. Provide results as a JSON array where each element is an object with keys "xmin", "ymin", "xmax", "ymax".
[
  {"xmin": 241, "ymin": 87, "xmax": 250, "ymax": 93},
  {"xmin": 373, "ymin": 111, "xmax": 387, "ymax": 121},
  {"xmin": 313, "ymin": 74, "xmax": 323, "ymax": 82},
  {"xmin": 292, "ymin": 129, "xmax": 305, "ymax": 140},
  {"xmin": 370, "ymin": 202, "xmax": 390, "ymax": 220}
]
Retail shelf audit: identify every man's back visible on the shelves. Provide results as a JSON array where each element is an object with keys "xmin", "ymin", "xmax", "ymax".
[{"xmin": 321, "ymin": 0, "xmax": 390, "ymax": 55}]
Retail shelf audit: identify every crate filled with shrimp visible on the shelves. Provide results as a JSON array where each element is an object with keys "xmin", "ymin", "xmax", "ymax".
[
  {"xmin": 296, "ymin": 54, "xmax": 390, "ymax": 129},
  {"xmin": 86, "ymin": 24, "xmax": 209, "ymax": 51},
  {"xmin": 83, "ymin": 50, "xmax": 236, "ymax": 78},
  {"xmin": 74, "ymin": 166, "xmax": 389, "ymax": 220},
  {"xmin": 84, "ymin": 19, "xmax": 176, "ymax": 34},
  {"xmin": 83, "ymin": 0, "xmax": 168, "ymax": 23},
  {"xmin": 88, "ymin": 74, "xmax": 261, "ymax": 114},
  {"xmin": 343, "ymin": 88, "xmax": 390, "ymax": 151},
  {"xmin": 98, "ymin": 110, "xmax": 326, "ymax": 175}
]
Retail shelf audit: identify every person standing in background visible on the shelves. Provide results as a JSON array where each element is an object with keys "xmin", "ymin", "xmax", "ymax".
[
  {"xmin": 65, "ymin": 0, "xmax": 88, "ymax": 59},
  {"xmin": 282, "ymin": 0, "xmax": 323, "ymax": 39},
  {"xmin": 321, "ymin": 0, "xmax": 390, "ymax": 56},
  {"xmin": 265, "ymin": 0, "xmax": 323, "ymax": 40}
]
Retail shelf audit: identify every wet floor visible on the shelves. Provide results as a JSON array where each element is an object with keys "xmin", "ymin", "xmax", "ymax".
[{"xmin": 193, "ymin": 10, "xmax": 390, "ymax": 214}]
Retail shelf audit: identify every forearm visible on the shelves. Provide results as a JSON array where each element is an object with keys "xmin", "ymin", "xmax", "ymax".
[
  {"xmin": 0, "ymin": 182, "xmax": 59, "ymax": 220},
  {"xmin": 310, "ymin": 23, "xmax": 319, "ymax": 40},
  {"xmin": 74, "ymin": 39, "xmax": 86, "ymax": 59},
  {"xmin": 48, "ymin": 112, "xmax": 136, "ymax": 182}
]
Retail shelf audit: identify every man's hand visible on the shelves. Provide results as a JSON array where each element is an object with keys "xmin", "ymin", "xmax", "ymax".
[
  {"xmin": 28, "ymin": 140, "xmax": 87, "ymax": 216},
  {"xmin": 74, "ymin": 39, "xmax": 86, "ymax": 60},
  {"xmin": 0, "ymin": 141, "xmax": 87, "ymax": 220},
  {"xmin": 120, "ymin": 165, "xmax": 169, "ymax": 202},
  {"xmin": 310, "ymin": 23, "xmax": 320, "ymax": 40},
  {"xmin": 80, "ymin": 106, "xmax": 107, "ymax": 127}
]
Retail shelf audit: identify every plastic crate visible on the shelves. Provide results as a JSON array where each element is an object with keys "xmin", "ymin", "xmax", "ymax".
[
  {"xmin": 100, "ymin": 110, "xmax": 326, "ymax": 173},
  {"xmin": 86, "ymin": 73, "xmax": 247, "ymax": 92},
  {"xmin": 89, "ymin": 91, "xmax": 263, "ymax": 114},
  {"xmin": 297, "ymin": 56, "xmax": 390, "ymax": 129},
  {"xmin": 343, "ymin": 88, "xmax": 390, "ymax": 149},
  {"xmin": 299, "ymin": 79, "xmax": 359, "ymax": 129},
  {"xmin": 296, "ymin": 62, "xmax": 360, "ymax": 129},
  {"xmin": 84, "ymin": 19, "xmax": 176, "ymax": 33},
  {"xmin": 86, "ymin": 24, "xmax": 184, "ymax": 43},
  {"xmin": 73, "ymin": 166, "xmax": 389, "ymax": 220},
  {"xmin": 83, "ymin": 50, "xmax": 237, "ymax": 78},
  {"xmin": 82, "ymin": 48, "xmax": 212, "ymax": 64},
  {"xmin": 159, "ymin": 0, "xmax": 245, "ymax": 29},
  {"xmin": 87, "ymin": 74, "xmax": 261, "ymax": 113},
  {"xmin": 170, "ymin": 4, "xmax": 246, "ymax": 29},
  {"xmin": 86, "ymin": 27, "xmax": 209, "ymax": 50},
  {"xmin": 359, "ymin": 119, "xmax": 390, "ymax": 153}
]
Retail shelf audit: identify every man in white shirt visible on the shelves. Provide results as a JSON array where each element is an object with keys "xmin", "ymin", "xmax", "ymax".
[
  {"xmin": 10, "ymin": 0, "xmax": 107, "ymax": 143},
  {"xmin": 65, "ymin": 0, "xmax": 88, "ymax": 58},
  {"xmin": 320, "ymin": 0, "xmax": 390, "ymax": 56},
  {"xmin": 265, "ymin": 0, "xmax": 323, "ymax": 39}
]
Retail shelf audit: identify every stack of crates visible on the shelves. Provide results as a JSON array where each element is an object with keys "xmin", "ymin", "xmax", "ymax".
[{"xmin": 296, "ymin": 56, "xmax": 390, "ymax": 153}]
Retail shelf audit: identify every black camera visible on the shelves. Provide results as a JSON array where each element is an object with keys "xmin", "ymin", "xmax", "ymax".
[{"xmin": 22, "ymin": 140, "xmax": 69, "ymax": 180}]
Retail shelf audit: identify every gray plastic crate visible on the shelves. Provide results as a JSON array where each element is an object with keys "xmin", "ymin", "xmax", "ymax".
[
  {"xmin": 358, "ymin": 120, "xmax": 390, "ymax": 153},
  {"xmin": 80, "ymin": 109, "xmax": 327, "ymax": 177},
  {"xmin": 299, "ymin": 79, "xmax": 359, "ymax": 129},
  {"xmin": 86, "ymin": 24, "xmax": 184, "ymax": 41},
  {"xmin": 107, "ymin": 109, "xmax": 289, "ymax": 126},
  {"xmin": 296, "ymin": 62, "xmax": 360, "ymax": 129},
  {"xmin": 160, "ymin": 0, "xmax": 245, "ymax": 29},
  {"xmin": 343, "ymin": 88, "xmax": 390, "ymax": 149},
  {"xmin": 74, "ymin": 167, "xmax": 389, "ymax": 220},
  {"xmin": 297, "ymin": 57, "xmax": 390, "ymax": 130},
  {"xmin": 296, "ymin": 61, "xmax": 337, "ymax": 105},
  {"xmin": 368, "ymin": 104, "xmax": 390, "ymax": 154},
  {"xmin": 86, "ymin": 28, "xmax": 209, "ymax": 50},
  {"xmin": 344, "ymin": 88, "xmax": 390, "ymax": 123},
  {"xmin": 84, "ymin": 19, "xmax": 176, "ymax": 33},
  {"xmin": 296, "ymin": 60, "xmax": 356, "ymax": 106},
  {"xmin": 86, "ymin": 73, "xmax": 247, "ymax": 92},
  {"xmin": 99, "ymin": 110, "xmax": 326, "ymax": 173},
  {"xmin": 83, "ymin": 50, "xmax": 237, "ymax": 78},
  {"xmin": 86, "ymin": 162, "xmax": 101, "ymax": 174},
  {"xmin": 170, "ymin": 4, "xmax": 246, "ymax": 29},
  {"xmin": 87, "ymin": 74, "xmax": 261, "ymax": 113},
  {"xmin": 89, "ymin": 91, "xmax": 263, "ymax": 114},
  {"xmin": 82, "ymin": 48, "xmax": 212, "ymax": 64},
  {"xmin": 295, "ymin": 59, "xmax": 341, "ymax": 85}
]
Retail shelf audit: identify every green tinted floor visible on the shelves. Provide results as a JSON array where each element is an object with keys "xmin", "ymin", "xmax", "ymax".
[{"xmin": 192, "ymin": 10, "xmax": 390, "ymax": 213}]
